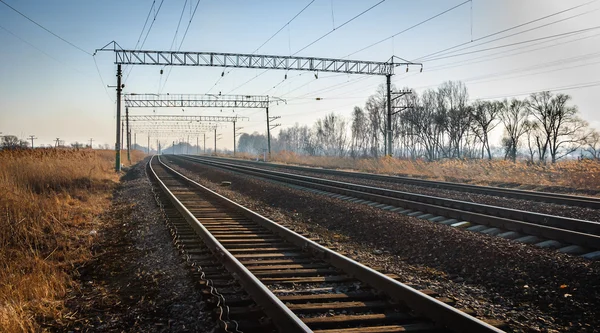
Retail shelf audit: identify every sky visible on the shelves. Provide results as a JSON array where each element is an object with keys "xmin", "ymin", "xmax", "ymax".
[{"xmin": 0, "ymin": 0, "xmax": 599, "ymax": 151}]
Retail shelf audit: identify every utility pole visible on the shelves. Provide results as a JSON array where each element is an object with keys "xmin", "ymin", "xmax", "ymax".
[
  {"xmin": 265, "ymin": 107, "xmax": 281, "ymax": 160},
  {"xmin": 115, "ymin": 64, "xmax": 122, "ymax": 172},
  {"xmin": 197, "ymin": 136, "xmax": 199, "ymax": 155},
  {"xmin": 126, "ymin": 107, "xmax": 131, "ymax": 163},
  {"xmin": 386, "ymin": 74, "xmax": 392, "ymax": 157},
  {"xmin": 28, "ymin": 135, "xmax": 37, "ymax": 149},
  {"xmin": 203, "ymin": 133, "xmax": 206, "ymax": 154},
  {"xmin": 214, "ymin": 128, "xmax": 217, "ymax": 156},
  {"xmin": 55, "ymin": 138, "xmax": 60, "ymax": 148},
  {"xmin": 89, "ymin": 138, "xmax": 94, "ymax": 149},
  {"xmin": 233, "ymin": 120, "xmax": 243, "ymax": 157}
]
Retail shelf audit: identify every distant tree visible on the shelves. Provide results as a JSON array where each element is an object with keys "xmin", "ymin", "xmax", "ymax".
[
  {"xmin": 528, "ymin": 92, "xmax": 588, "ymax": 163},
  {"xmin": 1, "ymin": 135, "xmax": 28, "ymax": 149},
  {"xmin": 314, "ymin": 113, "xmax": 348, "ymax": 157},
  {"xmin": 350, "ymin": 106, "xmax": 369, "ymax": 158},
  {"xmin": 471, "ymin": 100, "xmax": 502, "ymax": 159},
  {"xmin": 584, "ymin": 130, "xmax": 600, "ymax": 159},
  {"xmin": 499, "ymin": 98, "xmax": 529, "ymax": 162}
]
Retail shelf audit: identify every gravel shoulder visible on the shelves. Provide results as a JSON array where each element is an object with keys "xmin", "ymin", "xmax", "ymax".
[
  {"xmin": 215, "ymin": 159, "xmax": 600, "ymax": 222},
  {"xmin": 52, "ymin": 159, "xmax": 215, "ymax": 332},
  {"xmin": 166, "ymin": 155, "xmax": 600, "ymax": 333}
]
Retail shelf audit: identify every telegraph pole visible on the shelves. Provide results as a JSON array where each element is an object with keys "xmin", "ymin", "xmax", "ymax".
[
  {"xmin": 213, "ymin": 128, "xmax": 217, "ymax": 156},
  {"xmin": 115, "ymin": 64, "xmax": 122, "ymax": 172},
  {"xmin": 126, "ymin": 107, "xmax": 131, "ymax": 163},
  {"xmin": 266, "ymin": 107, "xmax": 271, "ymax": 159},
  {"xmin": 89, "ymin": 138, "xmax": 94, "ymax": 149},
  {"xmin": 28, "ymin": 135, "xmax": 36, "ymax": 149},
  {"xmin": 233, "ymin": 120, "xmax": 243, "ymax": 157},
  {"xmin": 386, "ymin": 74, "xmax": 392, "ymax": 157}
]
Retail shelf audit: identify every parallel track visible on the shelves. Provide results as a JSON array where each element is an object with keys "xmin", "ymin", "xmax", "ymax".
[
  {"xmin": 172, "ymin": 155, "xmax": 600, "ymax": 254},
  {"xmin": 201, "ymin": 155, "xmax": 600, "ymax": 209},
  {"xmin": 149, "ymin": 156, "xmax": 503, "ymax": 333}
]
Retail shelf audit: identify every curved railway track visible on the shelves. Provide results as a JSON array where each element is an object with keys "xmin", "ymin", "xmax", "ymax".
[
  {"xmin": 149, "ymin": 156, "xmax": 504, "ymax": 333},
  {"xmin": 171, "ymin": 155, "xmax": 600, "ymax": 257},
  {"xmin": 201, "ymin": 155, "xmax": 600, "ymax": 209}
]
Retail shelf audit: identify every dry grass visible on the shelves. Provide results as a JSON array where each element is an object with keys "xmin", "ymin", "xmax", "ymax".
[
  {"xmin": 233, "ymin": 151, "xmax": 600, "ymax": 192},
  {"xmin": 0, "ymin": 148, "xmax": 144, "ymax": 332}
]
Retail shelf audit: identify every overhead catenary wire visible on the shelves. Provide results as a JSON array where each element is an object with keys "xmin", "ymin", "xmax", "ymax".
[
  {"xmin": 160, "ymin": 0, "xmax": 202, "ymax": 93},
  {"xmin": 0, "ymin": 0, "xmax": 91, "ymax": 55},
  {"xmin": 414, "ymin": 0, "xmax": 598, "ymax": 61},
  {"xmin": 226, "ymin": 1, "xmax": 387, "ymax": 95},
  {"xmin": 419, "ymin": 6, "xmax": 599, "ymax": 62},
  {"xmin": 206, "ymin": 0, "xmax": 315, "ymax": 95},
  {"xmin": 345, "ymin": 0, "xmax": 471, "ymax": 58}
]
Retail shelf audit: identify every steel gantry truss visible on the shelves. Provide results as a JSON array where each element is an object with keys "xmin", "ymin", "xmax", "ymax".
[
  {"xmin": 126, "ymin": 115, "xmax": 248, "ymax": 122},
  {"xmin": 96, "ymin": 43, "xmax": 422, "ymax": 171},
  {"xmin": 111, "ymin": 50, "xmax": 405, "ymax": 75},
  {"xmin": 124, "ymin": 93, "xmax": 270, "ymax": 108},
  {"xmin": 124, "ymin": 93, "xmax": 284, "ymax": 160}
]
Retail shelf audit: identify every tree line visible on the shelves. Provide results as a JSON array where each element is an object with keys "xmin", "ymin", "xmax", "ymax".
[{"xmin": 238, "ymin": 80, "xmax": 598, "ymax": 163}]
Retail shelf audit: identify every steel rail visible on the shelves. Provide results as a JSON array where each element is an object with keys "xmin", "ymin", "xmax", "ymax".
[
  {"xmin": 202, "ymin": 155, "xmax": 600, "ymax": 209},
  {"xmin": 149, "ymin": 156, "xmax": 311, "ymax": 332},
  {"xmin": 177, "ymin": 155, "xmax": 600, "ymax": 250},
  {"xmin": 152, "ymin": 156, "xmax": 504, "ymax": 333}
]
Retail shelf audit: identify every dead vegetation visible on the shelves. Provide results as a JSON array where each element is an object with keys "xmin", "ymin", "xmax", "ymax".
[
  {"xmin": 0, "ymin": 148, "xmax": 143, "ymax": 332},
  {"xmin": 232, "ymin": 151, "xmax": 600, "ymax": 192}
]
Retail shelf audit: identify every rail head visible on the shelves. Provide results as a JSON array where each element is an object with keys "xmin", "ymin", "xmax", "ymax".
[
  {"xmin": 157, "ymin": 155, "xmax": 505, "ymax": 333},
  {"xmin": 149, "ymin": 156, "xmax": 312, "ymax": 333}
]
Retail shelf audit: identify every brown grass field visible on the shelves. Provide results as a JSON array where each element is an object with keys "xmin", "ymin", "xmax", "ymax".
[
  {"xmin": 234, "ymin": 151, "xmax": 600, "ymax": 192},
  {"xmin": 0, "ymin": 148, "xmax": 144, "ymax": 332}
]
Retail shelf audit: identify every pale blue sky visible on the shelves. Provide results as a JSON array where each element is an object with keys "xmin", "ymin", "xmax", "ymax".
[{"xmin": 0, "ymin": 0, "xmax": 599, "ymax": 150}]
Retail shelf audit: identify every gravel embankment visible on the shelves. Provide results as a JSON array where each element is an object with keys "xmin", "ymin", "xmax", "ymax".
[
  {"xmin": 165, "ymin": 155, "xmax": 600, "ymax": 333},
  {"xmin": 216, "ymin": 160, "xmax": 600, "ymax": 222},
  {"xmin": 56, "ymin": 159, "xmax": 215, "ymax": 332}
]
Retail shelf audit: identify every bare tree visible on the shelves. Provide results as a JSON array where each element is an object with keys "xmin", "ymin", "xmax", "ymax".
[
  {"xmin": 529, "ymin": 92, "xmax": 588, "ymax": 163},
  {"xmin": 471, "ymin": 100, "xmax": 502, "ymax": 159},
  {"xmin": 499, "ymin": 98, "xmax": 529, "ymax": 162},
  {"xmin": 315, "ymin": 113, "xmax": 348, "ymax": 157},
  {"xmin": 350, "ymin": 106, "xmax": 369, "ymax": 158},
  {"xmin": 585, "ymin": 130, "xmax": 600, "ymax": 159}
]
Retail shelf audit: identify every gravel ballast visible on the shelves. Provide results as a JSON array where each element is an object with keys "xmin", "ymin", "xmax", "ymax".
[
  {"xmin": 55, "ymin": 159, "xmax": 215, "ymax": 332},
  {"xmin": 210, "ymin": 158, "xmax": 600, "ymax": 222},
  {"xmin": 165, "ymin": 155, "xmax": 600, "ymax": 333}
]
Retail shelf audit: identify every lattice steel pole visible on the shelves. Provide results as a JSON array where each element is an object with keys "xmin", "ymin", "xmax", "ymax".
[
  {"xmin": 115, "ymin": 64, "xmax": 122, "ymax": 172},
  {"xmin": 386, "ymin": 74, "xmax": 392, "ymax": 157}
]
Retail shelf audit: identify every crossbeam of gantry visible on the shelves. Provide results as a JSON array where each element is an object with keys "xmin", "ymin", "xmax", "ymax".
[
  {"xmin": 111, "ymin": 50, "xmax": 415, "ymax": 75},
  {"xmin": 130, "ymin": 125, "xmax": 223, "ymax": 131},
  {"xmin": 126, "ymin": 115, "xmax": 248, "ymax": 122},
  {"xmin": 124, "ymin": 94, "xmax": 270, "ymax": 108}
]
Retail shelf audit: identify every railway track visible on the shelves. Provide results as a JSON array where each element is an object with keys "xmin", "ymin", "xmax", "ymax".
[
  {"xmin": 170, "ymin": 155, "xmax": 600, "ymax": 258},
  {"xmin": 149, "ymin": 156, "xmax": 504, "ymax": 333},
  {"xmin": 201, "ymin": 155, "xmax": 600, "ymax": 209}
]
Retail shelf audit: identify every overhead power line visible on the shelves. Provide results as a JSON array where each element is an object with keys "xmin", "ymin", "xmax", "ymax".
[
  {"xmin": 160, "ymin": 0, "xmax": 202, "ymax": 93},
  {"xmin": 345, "ymin": 0, "xmax": 471, "ymax": 58},
  {"xmin": 473, "ymin": 81, "xmax": 600, "ymax": 100},
  {"xmin": 227, "ymin": 1, "xmax": 387, "ymax": 94},
  {"xmin": 293, "ymin": 0, "xmax": 386, "ymax": 56},
  {"xmin": 421, "ymin": 6, "xmax": 599, "ymax": 62},
  {"xmin": 414, "ymin": 0, "xmax": 598, "ymax": 61},
  {"xmin": 0, "ymin": 0, "xmax": 91, "ymax": 55},
  {"xmin": 206, "ymin": 0, "xmax": 316, "ymax": 95}
]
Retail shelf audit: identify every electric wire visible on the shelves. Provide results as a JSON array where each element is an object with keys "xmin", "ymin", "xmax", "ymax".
[
  {"xmin": 420, "ymin": 6, "xmax": 599, "ymax": 62},
  {"xmin": 160, "ymin": 0, "xmax": 202, "ymax": 93},
  {"xmin": 414, "ymin": 0, "xmax": 597, "ymax": 61},
  {"xmin": 345, "ymin": 0, "xmax": 471, "ymax": 58},
  {"xmin": 226, "ymin": 0, "xmax": 387, "ymax": 95},
  {"xmin": 206, "ymin": 0, "xmax": 315, "ymax": 95},
  {"xmin": 0, "ymin": 0, "xmax": 91, "ymax": 55},
  {"xmin": 423, "ymin": 25, "xmax": 600, "ymax": 62}
]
